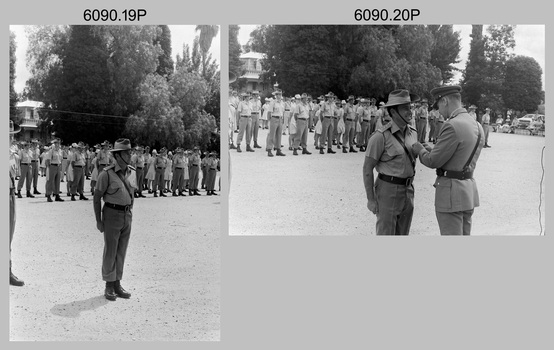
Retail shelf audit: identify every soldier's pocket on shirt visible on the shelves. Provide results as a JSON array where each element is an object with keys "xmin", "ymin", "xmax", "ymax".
[
  {"xmin": 106, "ymin": 186, "xmax": 121, "ymax": 195},
  {"xmin": 382, "ymin": 146, "xmax": 403, "ymax": 162},
  {"xmin": 433, "ymin": 178, "xmax": 452, "ymax": 210}
]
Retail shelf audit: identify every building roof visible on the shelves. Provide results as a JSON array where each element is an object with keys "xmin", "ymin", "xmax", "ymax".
[
  {"xmin": 239, "ymin": 72, "xmax": 262, "ymax": 80},
  {"xmin": 16, "ymin": 100, "xmax": 44, "ymax": 109},
  {"xmin": 240, "ymin": 52, "xmax": 265, "ymax": 60}
]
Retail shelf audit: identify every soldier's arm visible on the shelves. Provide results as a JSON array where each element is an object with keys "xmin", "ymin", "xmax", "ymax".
[
  {"xmin": 416, "ymin": 123, "xmax": 458, "ymax": 169},
  {"xmin": 93, "ymin": 171, "xmax": 108, "ymax": 225}
]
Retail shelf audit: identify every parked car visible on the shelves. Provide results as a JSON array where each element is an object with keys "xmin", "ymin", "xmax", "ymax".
[{"xmin": 517, "ymin": 114, "xmax": 544, "ymax": 129}]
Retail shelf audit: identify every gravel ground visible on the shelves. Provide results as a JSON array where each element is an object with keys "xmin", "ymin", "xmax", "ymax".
[
  {"xmin": 229, "ymin": 127, "xmax": 546, "ymax": 236},
  {"xmin": 9, "ymin": 173, "xmax": 221, "ymax": 341}
]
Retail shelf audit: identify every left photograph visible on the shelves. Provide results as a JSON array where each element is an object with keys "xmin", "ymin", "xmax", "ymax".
[{"xmin": 9, "ymin": 25, "xmax": 221, "ymax": 341}]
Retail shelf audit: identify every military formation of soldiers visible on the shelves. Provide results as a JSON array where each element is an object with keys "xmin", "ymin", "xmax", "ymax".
[
  {"xmin": 229, "ymin": 89, "xmax": 451, "ymax": 158},
  {"xmin": 9, "ymin": 139, "xmax": 221, "ymax": 203}
]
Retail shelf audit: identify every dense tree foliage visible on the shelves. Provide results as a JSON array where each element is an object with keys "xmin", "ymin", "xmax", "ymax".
[
  {"xmin": 246, "ymin": 25, "xmax": 456, "ymax": 101},
  {"xmin": 229, "ymin": 25, "xmax": 242, "ymax": 86},
  {"xmin": 21, "ymin": 25, "xmax": 219, "ymax": 151},
  {"xmin": 10, "ymin": 31, "xmax": 18, "ymax": 120},
  {"xmin": 503, "ymin": 56, "xmax": 543, "ymax": 112}
]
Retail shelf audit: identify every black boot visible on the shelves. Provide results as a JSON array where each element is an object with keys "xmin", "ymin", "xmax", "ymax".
[
  {"xmin": 350, "ymin": 146, "xmax": 358, "ymax": 153},
  {"xmin": 302, "ymin": 148, "xmax": 312, "ymax": 155},
  {"xmin": 293, "ymin": 148, "xmax": 298, "ymax": 156},
  {"xmin": 172, "ymin": 191, "xmax": 178, "ymax": 197},
  {"xmin": 267, "ymin": 150, "xmax": 274, "ymax": 157},
  {"xmin": 55, "ymin": 194, "xmax": 64, "ymax": 202},
  {"xmin": 34, "ymin": 188, "xmax": 41, "ymax": 195},
  {"xmin": 236, "ymin": 145, "xmax": 242, "ymax": 152},
  {"xmin": 319, "ymin": 147, "xmax": 325, "ymax": 154},
  {"xmin": 27, "ymin": 191, "xmax": 35, "ymax": 198},
  {"xmin": 194, "ymin": 190, "xmax": 201, "ymax": 196},
  {"xmin": 229, "ymin": 143, "xmax": 236, "ymax": 149},
  {"xmin": 207, "ymin": 190, "xmax": 213, "ymax": 196},
  {"xmin": 114, "ymin": 280, "xmax": 131, "ymax": 299},
  {"xmin": 71, "ymin": 194, "xmax": 76, "ymax": 201},
  {"xmin": 327, "ymin": 148, "xmax": 336, "ymax": 154},
  {"xmin": 254, "ymin": 142, "xmax": 261, "ymax": 149},
  {"xmin": 80, "ymin": 194, "xmax": 89, "ymax": 200},
  {"xmin": 246, "ymin": 144, "xmax": 255, "ymax": 152},
  {"xmin": 10, "ymin": 267, "xmax": 24, "ymax": 287},
  {"xmin": 104, "ymin": 281, "xmax": 117, "ymax": 301},
  {"xmin": 47, "ymin": 195, "xmax": 53, "ymax": 202},
  {"xmin": 276, "ymin": 149, "xmax": 286, "ymax": 156},
  {"xmin": 342, "ymin": 147, "xmax": 348, "ymax": 153},
  {"xmin": 17, "ymin": 191, "xmax": 22, "ymax": 199}
]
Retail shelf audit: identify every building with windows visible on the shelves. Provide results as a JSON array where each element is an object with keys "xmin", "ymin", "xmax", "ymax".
[
  {"xmin": 16, "ymin": 100, "xmax": 45, "ymax": 141},
  {"xmin": 239, "ymin": 52, "xmax": 273, "ymax": 96}
]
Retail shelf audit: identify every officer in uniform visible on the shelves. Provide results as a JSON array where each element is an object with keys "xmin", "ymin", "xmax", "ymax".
[
  {"xmin": 236, "ymin": 92, "xmax": 254, "ymax": 152},
  {"xmin": 171, "ymin": 147, "xmax": 186, "ymax": 196},
  {"xmin": 342, "ymin": 95, "xmax": 358, "ymax": 153},
  {"xmin": 428, "ymin": 101, "xmax": 436, "ymax": 142},
  {"xmin": 153, "ymin": 147, "xmax": 167, "ymax": 197},
  {"xmin": 189, "ymin": 146, "xmax": 202, "ymax": 195},
  {"xmin": 266, "ymin": 89, "xmax": 286, "ymax": 157},
  {"xmin": 320, "ymin": 92, "xmax": 337, "ymax": 154},
  {"xmin": 70, "ymin": 142, "xmax": 89, "ymax": 201},
  {"xmin": 292, "ymin": 93, "xmax": 312, "ymax": 155},
  {"xmin": 131, "ymin": 146, "xmax": 146, "ymax": 198},
  {"xmin": 416, "ymin": 99, "xmax": 429, "ymax": 143},
  {"xmin": 363, "ymin": 89, "xmax": 420, "ymax": 235},
  {"xmin": 45, "ymin": 138, "xmax": 65, "ymax": 202},
  {"xmin": 250, "ymin": 90, "xmax": 263, "ymax": 148},
  {"xmin": 357, "ymin": 98, "xmax": 370, "ymax": 151},
  {"xmin": 16, "ymin": 141, "xmax": 34, "ymax": 198},
  {"xmin": 30, "ymin": 139, "xmax": 41, "ymax": 195},
  {"xmin": 482, "ymin": 107, "xmax": 492, "ymax": 148},
  {"xmin": 206, "ymin": 152, "xmax": 219, "ymax": 195},
  {"xmin": 9, "ymin": 121, "xmax": 24, "ymax": 286},
  {"xmin": 468, "ymin": 105, "xmax": 477, "ymax": 120},
  {"xmin": 412, "ymin": 85, "xmax": 485, "ymax": 235},
  {"xmin": 93, "ymin": 138, "xmax": 135, "ymax": 301}
]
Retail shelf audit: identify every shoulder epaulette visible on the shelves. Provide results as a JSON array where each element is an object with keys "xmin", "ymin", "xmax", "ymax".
[
  {"xmin": 408, "ymin": 124, "xmax": 417, "ymax": 132},
  {"xmin": 376, "ymin": 122, "xmax": 392, "ymax": 133}
]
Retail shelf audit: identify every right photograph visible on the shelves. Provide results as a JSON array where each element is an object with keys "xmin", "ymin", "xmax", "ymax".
[{"xmin": 228, "ymin": 24, "xmax": 545, "ymax": 236}]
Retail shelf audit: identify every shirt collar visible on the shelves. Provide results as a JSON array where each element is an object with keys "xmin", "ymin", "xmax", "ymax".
[{"xmin": 450, "ymin": 107, "xmax": 467, "ymax": 119}]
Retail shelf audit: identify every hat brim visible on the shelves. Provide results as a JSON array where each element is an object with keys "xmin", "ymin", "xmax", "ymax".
[{"xmin": 383, "ymin": 93, "xmax": 420, "ymax": 108}]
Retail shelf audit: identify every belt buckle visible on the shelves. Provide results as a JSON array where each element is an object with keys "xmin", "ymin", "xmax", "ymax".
[
  {"xmin": 124, "ymin": 205, "xmax": 132, "ymax": 213},
  {"xmin": 406, "ymin": 177, "xmax": 413, "ymax": 187}
]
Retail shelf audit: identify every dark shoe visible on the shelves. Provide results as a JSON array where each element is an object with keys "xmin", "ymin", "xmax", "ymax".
[
  {"xmin": 293, "ymin": 149, "xmax": 298, "ymax": 156},
  {"xmin": 139, "ymin": 193, "xmax": 146, "ymax": 198},
  {"xmin": 302, "ymin": 148, "xmax": 312, "ymax": 155},
  {"xmin": 148, "ymin": 190, "xmax": 153, "ymax": 194},
  {"xmin": 10, "ymin": 272, "xmax": 24, "ymax": 287},
  {"xmin": 207, "ymin": 191, "xmax": 213, "ymax": 196},
  {"xmin": 319, "ymin": 148, "xmax": 325, "ymax": 154},
  {"xmin": 267, "ymin": 150, "xmax": 274, "ymax": 157},
  {"xmin": 289, "ymin": 146, "xmax": 293, "ymax": 150},
  {"xmin": 154, "ymin": 192, "xmax": 158, "ymax": 197},
  {"xmin": 229, "ymin": 143, "xmax": 236, "ymax": 149},
  {"xmin": 179, "ymin": 192, "xmax": 186, "ymax": 196},
  {"xmin": 246, "ymin": 145, "xmax": 254, "ymax": 152},
  {"xmin": 34, "ymin": 188, "xmax": 41, "ymax": 195},
  {"xmin": 172, "ymin": 192, "xmax": 178, "ymax": 196},
  {"xmin": 342, "ymin": 147, "xmax": 348, "ymax": 153},
  {"xmin": 47, "ymin": 195, "xmax": 53, "ymax": 202},
  {"xmin": 194, "ymin": 190, "xmax": 201, "ymax": 196},
  {"xmin": 332, "ymin": 140, "xmax": 337, "ymax": 145},
  {"xmin": 17, "ymin": 191, "xmax": 22, "ymax": 199},
  {"xmin": 80, "ymin": 194, "xmax": 89, "ymax": 201},
  {"xmin": 212, "ymin": 191, "xmax": 218, "ymax": 196},
  {"xmin": 71, "ymin": 194, "xmax": 76, "ymax": 201},
  {"xmin": 114, "ymin": 281, "xmax": 131, "ymax": 299},
  {"xmin": 350, "ymin": 146, "xmax": 358, "ymax": 153},
  {"xmin": 27, "ymin": 192, "xmax": 35, "ymax": 198},
  {"xmin": 236, "ymin": 145, "xmax": 242, "ymax": 152},
  {"xmin": 160, "ymin": 192, "xmax": 167, "ymax": 197},
  {"xmin": 276, "ymin": 149, "xmax": 286, "ymax": 156},
  {"xmin": 327, "ymin": 148, "xmax": 336, "ymax": 154},
  {"xmin": 55, "ymin": 195, "xmax": 64, "ymax": 202},
  {"xmin": 254, "ymin": 142, "xmax": 261, "ymax": 149},
  {"xmin": 104, "ymin": 285, "xmax": 117, "ymax": 301}
]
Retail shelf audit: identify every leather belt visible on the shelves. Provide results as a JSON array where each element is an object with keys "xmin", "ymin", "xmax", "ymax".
[
  {"xmin": 175, "ymin": 167, "xmax": 185, "ymax": 169},
  {"xmin": 191, "ymin": 164, "xmax": 199, "ymax": 167},
  {"xmin": 378, "ymin": 173, "xmax": 413, "ymax": 186},
  {"xmin": 346, "ymin": 119, "xmax": 355, "ymax": 121},
  {"xmin": 271, "ymin": 116, "xmax": 281, "ymax": 118},
  {"xmin": 73, "ymin": 165, "xmax": 83, "ymax": 168},
  {"xmin": 105, "ymin": 202, "xmax": 132, "ymax": 212},
  {"xmin": 240, "ymin": 115, "xmax": 251, "ymax": 118},
  {"xmin": 156, "ymin": 167, "xmax": 164, "ymax": 169},
  {"xmin": 21, "ymin": 163, "xmax": 31, "ymax": 165},
  {"xmin": 324, "ymin": 116, "xmax": 332, "ymax": 118},
  {"xmin": 31, "ymin": 160, "xmax": 38, "ymax": 162},
  {"xmin": 362, "ymin": 120, "xmax": 369, "ymax": 123},
  {"xmin": 297, "ymin": 118, "xmax": 307, "ymax": 120},
  {"xmin": 50, "ymin": 164, "xmax": 59, "ymax": 166},
  {"xmin": 136, "ymin": 167, "xmax": 143, "ymax": 169},
  {"xmin": 436, "ymin": 168, "xmax": 473, "ymax": 180}
]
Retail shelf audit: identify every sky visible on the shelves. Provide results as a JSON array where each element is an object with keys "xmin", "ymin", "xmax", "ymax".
[
  {"xmin": 236, "ymin": 24, "xmax": 545, "ymax": 90},
  {"xmin": 10, "ymin": 25, "xmax": 221, "ymax": 95}
]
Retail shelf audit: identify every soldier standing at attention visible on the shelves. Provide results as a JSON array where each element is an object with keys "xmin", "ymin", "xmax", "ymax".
[
  {"xmin": 236, "ymin": 92, "xmax": 254, "ymax": 153},
  {"xmin": 292, "ymin": 93, "xmax": 312, "ymax": 155},
  {"xmin": 416, "ymin": 99, "xmax": 429, "ymax": 143},
  {"xmin": 188, "ymin": 146, "xmax": 202, "ymax": 196},
  {"xmin": 70, "ymin": 142, "xmax": 89, "ymax": 201},
  {"xmin": 45, "ymin": 138, "xmax": 64, "ymax": 202},
  {"xmin": 250, "ymin": 90, "xmax": 263, "ymax": 149},
  {"xmin": 363, "ymin": 89, "xmax": 420, "ymax": 235},
  {"xmin": 16, "ymin": 141, "xmax": 34, "ymax": 198},
  {"xmin": 481, "ymin": 107, "xmax": 492, "ymax": 148},
  {"xmin": 428, "ymin": 102, "xmax": 436, "ymax": 143},
  {"xmin": 342, "ymin": 95, "xmax": 358, "ymax": 153},
  {"xmin": 412, "ymin": 85, "xmax": 485, "ymax": 236},
  {"xmin": 93, "ymin": 138, "xmax": 135, "ymax": 301},
  {"xmin": 171, "ymin": 147, "xmax": 186, "ymax": 196},
  {"xmin": 266, "ymin": 89, "xmax": 286, "ymax": 157},
  {"xmin": 357, "ymin": 98, "xmax": 370, "ymax": 151},
  {"xmin": 319, "ymin": 92, "xmax": 337, "ymax": 154},
  {"xmin": 467, "ymin": 105, "xmax": 477, "ymax": 120},
  {"xmin": 30, "ymin": 139, "xmax": 41, "ymax": 195},
  {"xmin": 9, "ymin": 121, "xmax": 24, "ymax": 286},
  {"xmin": 153, "ymin": 148, "xmax": 167, "ymax": 197}
]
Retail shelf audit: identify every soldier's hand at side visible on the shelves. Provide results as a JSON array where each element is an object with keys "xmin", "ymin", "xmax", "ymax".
[
  {"xmin": 367, "ymin": 198, "xmax": 378, "ymax": 215},
  {"xmin": 96, "ymin": 221, "xmax": 104, "ymax": 233}
]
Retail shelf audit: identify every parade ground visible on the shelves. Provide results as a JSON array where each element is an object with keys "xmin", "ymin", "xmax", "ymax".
[
  {"xmin": 229, "ymin": 127, "xmax": 546, "ymax": 236},
  {"xmin": 9, "ymin": 175, "xmax": 221, "ymax": 341}
]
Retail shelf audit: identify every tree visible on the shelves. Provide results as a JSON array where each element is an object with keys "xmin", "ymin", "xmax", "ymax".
[
  {"xmin": 428, "ymin": 25, "xmax": 461, "ymax": 83},
  {"xmin": 154, "ymin": 25, "xmax": 174, "ymax": 78},
  {"xmin": 229, "ymin": 25, "xmax": 243, "ymax": 88},
  {"xmin": 10, "ymin": 31, "xmax": 18, "ymax": 120},
  {"xmin": 195, "ymin": 25, "xmax": 219, "ymax": 79},
  {"xmin": 461, "ymin": 25, "xmax": 487, "ymax": 111},
  {"xmin": 502, "ymin": 56, "xmax": 543, "ymax": 112}
]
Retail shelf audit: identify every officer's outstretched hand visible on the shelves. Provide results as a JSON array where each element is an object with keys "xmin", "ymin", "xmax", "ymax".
[
  {"xmin": 412, "ymin": 142, "xmax": 424, "ymax": 155},
  {"xmin": 367, "ymin": 198, "xmax": 378, "ymax": 215},
  {"xmin": 96, "ymin": 221, "xmax": 104, "ymax": 233},
  {"xmin": 423, "ymin": 143, "xmax": 433, "ymax": 152}
]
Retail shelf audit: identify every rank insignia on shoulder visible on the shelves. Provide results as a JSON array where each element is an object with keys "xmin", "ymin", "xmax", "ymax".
[{"xmin": 377, "ymin": 122, "xmax": 392, "ymax": 133}]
